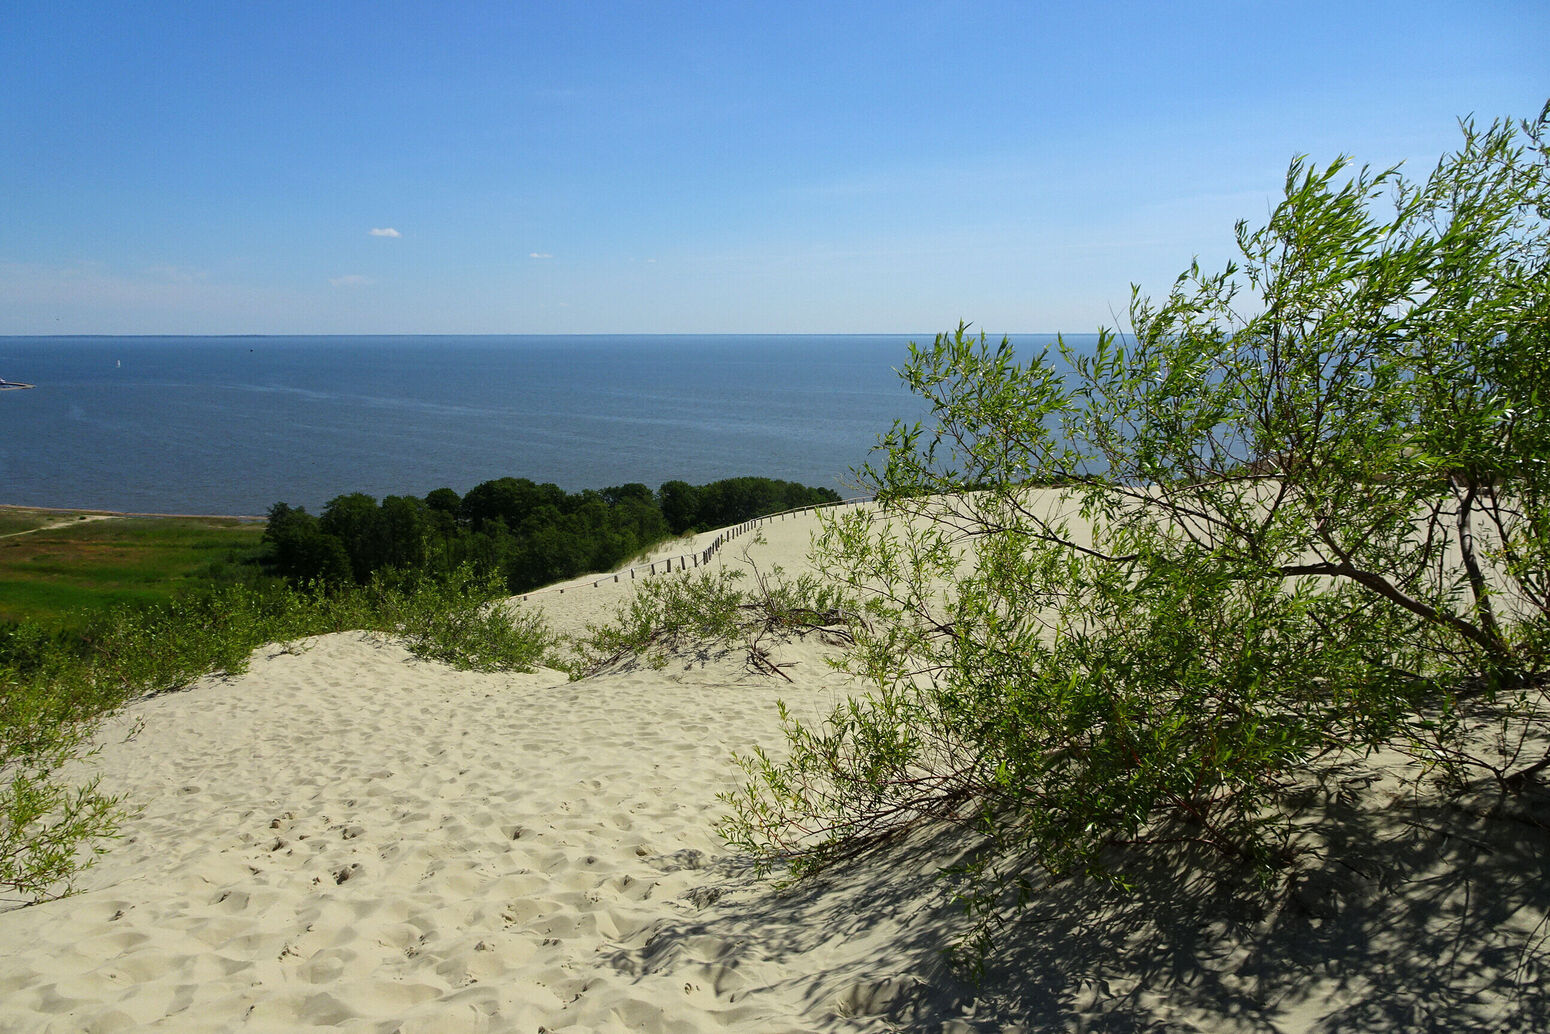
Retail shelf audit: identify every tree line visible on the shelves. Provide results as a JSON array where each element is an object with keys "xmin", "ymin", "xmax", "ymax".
[{"xmin": 262, "ymin": 476, "xmax": 841, "ymax": 593}]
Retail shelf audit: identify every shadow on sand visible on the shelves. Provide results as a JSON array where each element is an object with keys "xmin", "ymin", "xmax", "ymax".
[{"xmin": 611, "ymin": 769, "xmax": 1550, "ymax": 1032}]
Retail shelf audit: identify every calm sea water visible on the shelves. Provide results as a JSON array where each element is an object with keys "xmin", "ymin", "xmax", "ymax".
[
  {"xmin": 0, "ymin": 334, "xmax": 1093, "ymax": 515},
  {"xmin": 0, "ymin": 334, "xmax": 1082, "ymax": 516}
]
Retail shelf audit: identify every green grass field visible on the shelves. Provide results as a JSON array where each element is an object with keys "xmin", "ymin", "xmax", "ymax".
[
  {"xmin": 0, "ymin": 509, "xmax": 72, "ymax": 537},
  {"xmin": 0, "ymin": 509, "xmax": 268, "ymax": 628}
]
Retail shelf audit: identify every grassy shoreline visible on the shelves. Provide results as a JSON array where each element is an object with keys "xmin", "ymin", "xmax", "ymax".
[
  {"xmin": 0, "ymin": 509, "xmax": 268, "ymax": 628},
  {"xmin": 0, "ymin": 503, "xmax": 266, "ymax": 522}
]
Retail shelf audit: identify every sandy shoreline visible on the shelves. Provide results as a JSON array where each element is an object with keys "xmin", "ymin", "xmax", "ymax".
[{"xmin": 3, "ymin": 502, "xmax": 1548, "ymax": 1032}]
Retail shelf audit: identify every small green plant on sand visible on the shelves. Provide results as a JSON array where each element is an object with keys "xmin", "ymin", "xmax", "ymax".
[
  {"xmin": 0, "ymin": 670, "xmax": 127, "ymax": 902},
  {"xmin": 569, "ymin": 567, "xmax": 749, "ymax": 674},
  {"xmin": 374, "ymin": 569, "xmax": 556, "ymax": 673},
  {"xmin": 719, "ymin": 106, "xmax": 1550, "ymax": 962},
  {"xmin": 568, "ymin": 544, "xmax": 859, "ymax": 678}
]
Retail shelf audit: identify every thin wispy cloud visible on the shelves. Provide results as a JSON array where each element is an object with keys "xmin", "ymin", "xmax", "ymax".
[
  {"xmin": 330, "ymin": 274, "xmax": 373, "ymax": 287},
  {"xmin": 369, "ymin": 228, "xmax": 401, "ymax": 238},
  {"xmin": 529, "ymin": 252, "xmax": 553, "ymax": 259}
]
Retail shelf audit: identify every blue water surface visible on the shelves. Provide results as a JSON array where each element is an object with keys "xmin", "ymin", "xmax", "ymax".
[{"xmin": 0, "ymin": 334, "xmax": 1093, "ymax": 515}]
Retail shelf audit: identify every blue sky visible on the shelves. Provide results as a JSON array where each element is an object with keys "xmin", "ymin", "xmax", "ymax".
[{"xmin": 2, "ymin": 1, "xmax": 1546, "ymax": 335}]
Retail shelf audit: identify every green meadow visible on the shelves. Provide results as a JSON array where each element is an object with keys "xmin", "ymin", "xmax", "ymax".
[{"xmin": 0, "ymin": 509, "xmax": 267, "ymax": 628}]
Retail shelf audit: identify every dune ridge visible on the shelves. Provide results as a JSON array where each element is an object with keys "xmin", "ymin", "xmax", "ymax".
[{"xmin": 2, "ymin": 505, "xmax": 1547, "ymax": 1032}]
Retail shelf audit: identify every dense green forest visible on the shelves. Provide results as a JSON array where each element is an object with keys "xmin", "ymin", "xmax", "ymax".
[{"xmin": 262, "ymin": 476, "xmax": 841, "ymax": 592}]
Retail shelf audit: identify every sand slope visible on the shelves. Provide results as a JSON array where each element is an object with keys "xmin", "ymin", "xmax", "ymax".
[
  {"xmin": 3, "ymin": 508, "xmax": 1549, "ymax": 1032},
  {"xmin": 0, "ymin": 631, "xmax": 844, "ymax": 1032}
]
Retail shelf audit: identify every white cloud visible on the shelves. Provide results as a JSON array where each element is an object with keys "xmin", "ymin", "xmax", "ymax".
[
  {"xmin": 369, "ymin": 227, "xmax": 401, "ymax": 238},
  {"xmin": 329, "ymin": 274, "xmax": 373, "ymax": 287},
  {"xmin": 528, "ymin": 252, "xmax": 553, "ymax": 259}
]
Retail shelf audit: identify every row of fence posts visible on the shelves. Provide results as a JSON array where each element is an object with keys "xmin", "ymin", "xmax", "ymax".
[{"xmin": 518, "ymin": 497, "xmax": 866, "ymax": 600}]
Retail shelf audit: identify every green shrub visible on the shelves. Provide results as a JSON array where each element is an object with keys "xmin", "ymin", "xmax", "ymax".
[
  {"xmin": 567, "ymin": 549, "xmax": 858, "ymax": 678},
  {"xmin": 381, "ymin": 569, "xmax": 556, "ymax": 672},
  {"xmin": 569, "ymin": 568, "xmax": 750, "ymax": 674},
  {"xmin": 0, "ymin": 687, "xmax": 126, "ymax": 902},
  {"xmin": 719, "ymin": 105, "xmax": 1550, "ymax": 963}
]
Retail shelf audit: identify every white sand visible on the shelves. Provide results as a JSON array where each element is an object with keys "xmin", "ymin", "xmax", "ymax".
[{"xmin": 3, "ymin": 502, "xmax": 1548, "ymax": 1032}]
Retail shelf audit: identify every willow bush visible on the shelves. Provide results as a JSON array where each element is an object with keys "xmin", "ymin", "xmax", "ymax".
[{"xmin": 720, "ymin": 106, "xmax": 1550, "ymax": 949}]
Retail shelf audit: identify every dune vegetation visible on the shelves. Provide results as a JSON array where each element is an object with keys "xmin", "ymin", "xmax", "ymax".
[{"xmin": 719, "ymin": 105, "xmax": 1550, "ymax": 964}]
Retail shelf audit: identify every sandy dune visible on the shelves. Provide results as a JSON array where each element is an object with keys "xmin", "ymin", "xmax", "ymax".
[{"xmin": 2, "ymin": 505, "xmax": 1548, "ymax": 1032}]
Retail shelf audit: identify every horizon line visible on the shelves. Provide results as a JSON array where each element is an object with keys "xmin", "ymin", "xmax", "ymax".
[{"xmin": 0, "ymin": 329, "xmax": 1087, "ymax": 340}]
